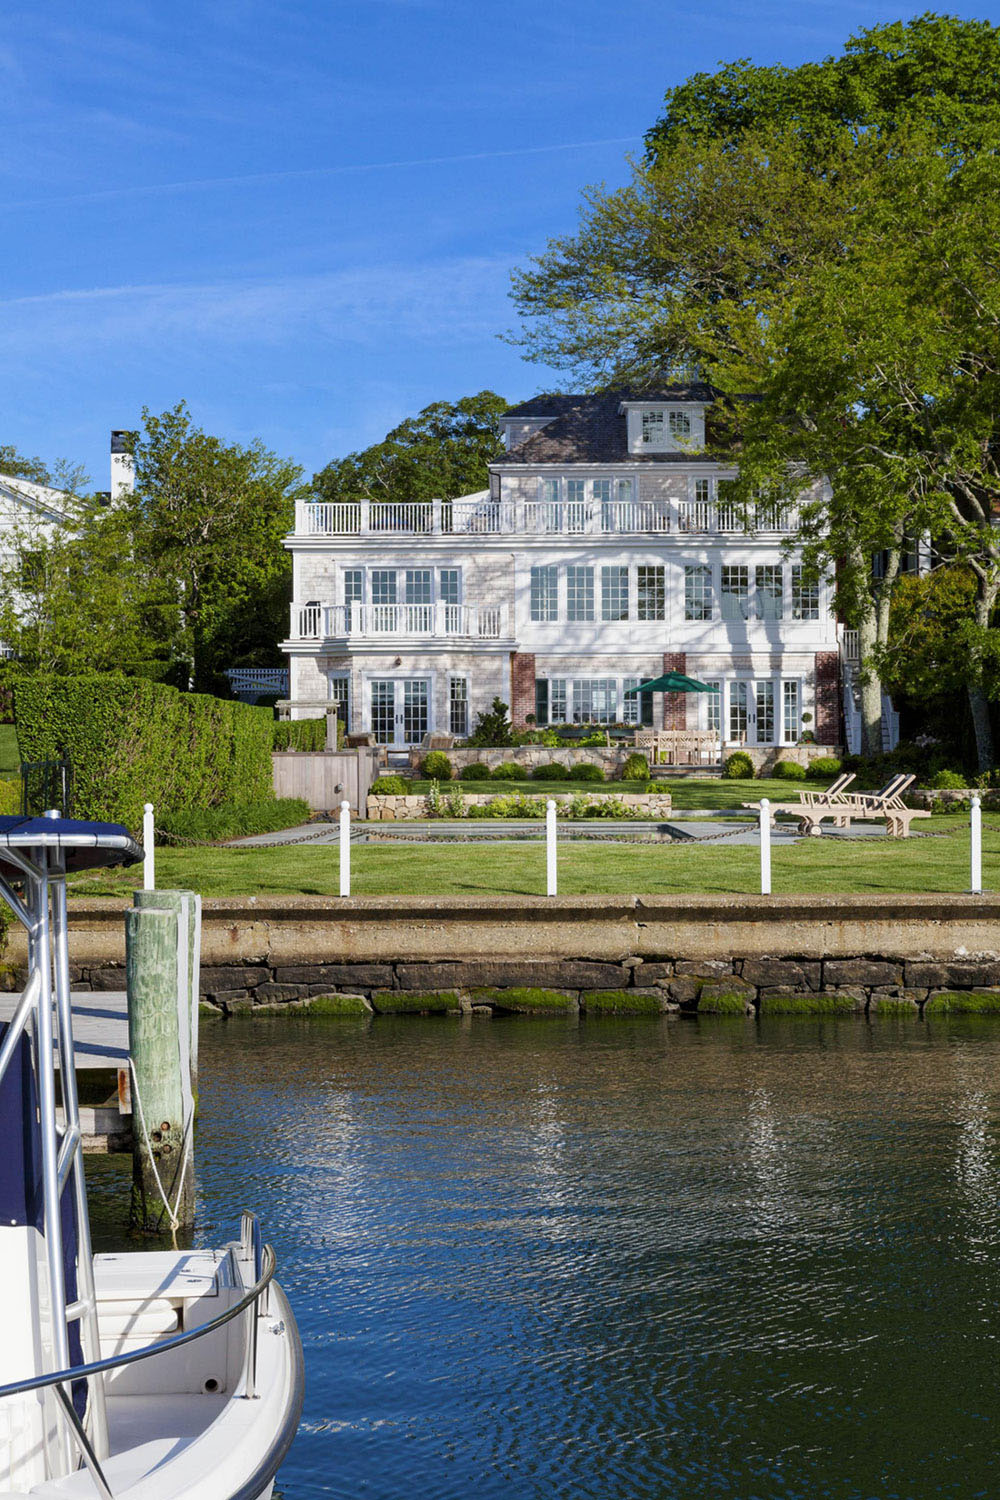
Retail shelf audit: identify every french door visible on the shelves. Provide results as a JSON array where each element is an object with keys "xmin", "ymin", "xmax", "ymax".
[
  {"xmin": 370, "ymin": 678, "xmax": 430, "ymax": 746},
  {"xmin": 728, "ymin": 680, "xmax": 776, "ymax": 746}
]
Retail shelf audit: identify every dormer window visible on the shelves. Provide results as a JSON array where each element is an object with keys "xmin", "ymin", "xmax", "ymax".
[
  {"xmin": 641, "ymin": 410, "xmax": 665, "ymax": 446},
  {"xmin": 669, "ymin": 410, "xmax": 691, "ymax": 438}
]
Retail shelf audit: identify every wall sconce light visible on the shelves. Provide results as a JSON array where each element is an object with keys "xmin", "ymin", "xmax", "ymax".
[{"xmin": 394, "ymin": 655, "xmax": 402, "ymax": 666}]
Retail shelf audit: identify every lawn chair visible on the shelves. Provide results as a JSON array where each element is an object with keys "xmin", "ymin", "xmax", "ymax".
[
  {"xmin": 836, "ymin": 773, "xmax": 931, "ymax": 837},
  {"xmin": 743, "ymin": 771, "xmax": 857, "ymax": 835}
]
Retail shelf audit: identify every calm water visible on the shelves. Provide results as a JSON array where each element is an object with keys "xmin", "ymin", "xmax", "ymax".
[{"xmin": 88, "ymin": 1014, "xmax": 1000, "ymax": 1499}]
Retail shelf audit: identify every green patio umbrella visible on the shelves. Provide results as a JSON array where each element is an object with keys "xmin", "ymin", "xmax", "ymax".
[{"xmin": 624, "ymin": 670, "xmax": 720, "ymax": 767}]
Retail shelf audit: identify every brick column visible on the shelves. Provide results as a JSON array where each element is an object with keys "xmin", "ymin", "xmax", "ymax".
[
  {"xmin": 814, "ymin": 651, "xmax": 840, "ymax": 745},
  {"xmin": 511, "ymin": 652, "xmax": 536, "ymax": 727},
  {"xmin": 662, "ymin": 652, "xmax": 687, "ymax": 730}
]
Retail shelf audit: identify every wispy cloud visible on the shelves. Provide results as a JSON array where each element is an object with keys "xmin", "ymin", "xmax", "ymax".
[
  {"xmin": 0, "ymin": 255, "xmax": 517, "ymax": 356},
  {"xmin": 3, "ymin": 136, "xmax": 639, "ymax": 212}
]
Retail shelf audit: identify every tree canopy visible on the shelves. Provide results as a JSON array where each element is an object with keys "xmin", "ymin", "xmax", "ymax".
[{"xmin": 312, "ymin": 392, "xmax": 508, "ymax": 506}]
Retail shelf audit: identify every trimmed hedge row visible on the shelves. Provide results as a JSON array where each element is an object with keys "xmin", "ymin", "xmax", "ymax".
[
  {"xmin": 273, "ymin": 718, "xmax": 327, "ymax": 751},
  {"xmin": 157, "ymin": 798, "xmax": 310, "ymax": 841},
  {"xmin": 14, "ymin": 673, "xmax": 275, "ymax": 826}
]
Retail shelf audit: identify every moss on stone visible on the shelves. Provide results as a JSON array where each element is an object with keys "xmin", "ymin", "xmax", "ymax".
[
  {"xmin": 924, "ymin": 989, "xmax": 1000, "ymax": 1015},
  {"xmin": 583, "ymin": 990, "xmax": 663, "ymax": 1016},
  {"xmin": 869, "ymin": 997, "xmax": 919, "ymax": 1016},
  {"xmin": 371, "ymin": 990, "xmax": 462, "ymax": 1015},
  {"xmin": 305, "ymin": 993, "xmax": 372, "ymax": 1017},
  {"xmin": 198, "ymin": 1001, "xmax": 223, "ymax": 1019},
  {"xmin": 759, "ymin": 992, "xmax": 856, "ymax": 1016},
  {"xmin": 473, "ymin": 987, "xmax": 574, "ymax": 1014},
  {"xmin": 697, "ymin": 985, "xmax": 754, "ymax": 1015}
]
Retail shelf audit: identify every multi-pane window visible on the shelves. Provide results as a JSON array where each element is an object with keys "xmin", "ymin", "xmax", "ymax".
[
  {"xmin": 530, "ymin": 565, "xmax": 559, "ymax": 622},
  {"xmin": 567, "ymin": 564, "xmax": 595, "ymax": 622},
  {"xmin": 328, "ymin": 674, "xmax": 350, "ymax": 731},
  {"xmin": 703, "ymin": 681, "xmax": 722, "ymax": 736},
  {"xmin": 684, "ymin": 564, "xmax": 713, "ymax": 621},
  {"xmin": 594, "ymin": 478, "xmax": 614, "ymax": 532},
  {"xmin": 566, "ymin": 479, "xmax": 587, "ymax": 532},
  {"xmin": 439, "ymin": 569, "xmax": 460, "ymax": 605},
  {"xmin": 623, "ymin": 677, "xmax": 655, "ymax": 727},
  {"xmin": 615, "ymin": 478, "xmax": 635, "ymax": 505},
  {"xmin": 371, "ymin": 569, "xmax": 397, "ymax": 605},
  {"xmin": 721, "ymin": 565, "xmax": 750, "ymax": 620},
  {"xmin": 756, "ymin": 565, "xmax": 783, "ymax": 620},
  {"xmin": 641, "ymin": 410, "xmax": 665, "ymax": 446},
  {"xmin": 535, "ymin": 679, "xmax": 549, "ymax": 725},
  {"xmin": 637, "ymin": 564, "xmax": 665, "ymax": 621},
  {"xmin": 601, "ymin": 565, "xmax": 629, "ymax": 621},
  {"xmin": 540, "ymin": 477, "xmax": 560, "ymax": 531},
  {"xmin": 729, "ymin": 681, "xmax": 748, "ymax": 741},
  {"xmin": 343, "ymin": 568, "xmax": 363, "ymax": 608},
  {"xmin": 404, "ymin": 569, "xmax": 432, "ymax": 603},
  {"xmin": 694, "ymin": 478, "xmax": 712, "ymax": 504},
  {"xmin": 550, "ymin": 678, "xmax": 567, "ymax": 722},
  {"xmin": 573, "ymin": 678, "xmax": 617, "ymax": 723},
  {"xmin": 782, "ymin": 680, "xmax": 800, "ymax": 743},
  {"xmin": 449, "ymin": 676, "xmax": 469, "ymax": 737},
  {"xmin": 669, "ymin": 410, "xmax": 691, "ymax": 438},
  {"xmin": 756, "ymin": 681, "xmax": 775, "ymax": 743},
  {"xmin": 791, "ymin": 566, "xmax": 820, "ymax": 620}
]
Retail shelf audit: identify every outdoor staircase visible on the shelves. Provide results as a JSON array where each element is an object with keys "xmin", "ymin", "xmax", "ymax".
[{"xmin": 840, "ymin": 646, "xmax": 899, "ymax": 755}]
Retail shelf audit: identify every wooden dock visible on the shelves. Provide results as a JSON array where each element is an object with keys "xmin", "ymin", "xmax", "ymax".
[{"xmin": 0, "ymin": 990, "xmax": 131, "ymax": 1151}]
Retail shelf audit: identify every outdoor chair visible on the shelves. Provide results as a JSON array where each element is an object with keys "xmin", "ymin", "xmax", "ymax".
[
  {"xmin": 744, "ymin": 771, "xmax": 857, "ymax": 835},
  {"xmin": 834, "ymin": 773, "xmax": 930, "ymax": 837}
]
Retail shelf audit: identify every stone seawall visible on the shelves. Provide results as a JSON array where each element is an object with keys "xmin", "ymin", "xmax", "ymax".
[
  {"xmin": 28, "ymin": 894, "xmax": 1000, "ymax": 1019},
  {"xmin": 366, "ymin": 790, "xmax": 674, "ymax": 820}
]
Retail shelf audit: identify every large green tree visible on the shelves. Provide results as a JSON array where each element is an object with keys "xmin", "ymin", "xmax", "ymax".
[
  {"xmin": 510, "ymin": 15, "xmax": 1000, "ymax": 763},
  {"xmin": 313, "ymin": 392, "xmax": 507, "ymax": 506},
  {"xmin": 129, "ymin": 404, "xmax": 306, "ymax": 691}
]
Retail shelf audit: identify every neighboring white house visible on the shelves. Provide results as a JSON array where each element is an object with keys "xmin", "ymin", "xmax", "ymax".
[{"xmin": 279, "ymin": 387, "xmax": 845, "ymax": 755}]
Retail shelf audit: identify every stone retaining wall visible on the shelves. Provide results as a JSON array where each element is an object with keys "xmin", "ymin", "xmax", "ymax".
[
  {"xmin": 423, "ymin": 744, "xmax": 841, "ymax": 775},
  {"xmin": 366, "ymin": 790, "xmax": 674, "ymax": 820},
  {"xmin": 30, "ymin": 894, "xmax": 1000, "ymax": 1020}
]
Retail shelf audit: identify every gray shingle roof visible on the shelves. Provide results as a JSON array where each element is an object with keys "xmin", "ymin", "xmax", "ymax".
[{"xmin": 499, "ymin": 389, "xmax": 719, "ymax": 465}]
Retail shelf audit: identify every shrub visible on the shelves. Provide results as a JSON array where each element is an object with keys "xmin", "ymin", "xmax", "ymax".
[
  {"xmin": 931, "ymin": 769, "xmax": 969, "ymax": 790},
  {"xmin": 371, "ymin": 775, "xmax": 408, "ymax": 795},
  {"xmin": 459, "ymin": 762, "xmax": 493, "ymax": 781},
  {"xmin": 13, "ymin": 672, "xmax": 273, "ymax": 826},
  {"xmin": 723, "ymin": 751, "xmax": 755, "ymax": 780},
  {"xmin": 272, "ymin": 717, "xmax": 327, "ymax": 751},
  {"xmin": 421, "ymin": 750, "xmax": 453, "ymax": 781},
  {"xmin": 157, "ymin": 798, "xmax": 310, "ymax": 841},
  {"xmin": 773, "ymin": 759, "xmax": 807, "ymax": 780},
  {"xmin": 806, "ymin": 756, "xmax": 843, "ymax": 781},
  {"xmin": 491, "ymin": 761, "xmax": 520, "ymax": 781},
  {"xmin": 621, "ymin": 752, "xmax": 649, "ymax": 781},
  {"xmin": 568, "ymin": 762, "xmax": 605, "ymax": 782},
  {"xmin": 467, "ymin": 697, "xmax": 513, "ymax": 747},
  {"xmin": 532, "ymin": 761, "xmax": 568, "ymax": 780},
  {"xmin": 0, "ymin": 777, "xmax": 20, "ymax": 815}
]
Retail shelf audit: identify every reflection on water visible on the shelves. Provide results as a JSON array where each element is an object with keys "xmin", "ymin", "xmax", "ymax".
[{"xmin": 87, "ymin": 1014, "xmax": 1000, "ymax": 1499}]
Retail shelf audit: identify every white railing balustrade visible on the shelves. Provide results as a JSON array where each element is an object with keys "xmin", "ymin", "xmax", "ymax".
[
  {"xmin": 296, "ymin": 496, "xmax": 796, "ymax": 538},
  {"xmin": 289, "ymin": 602, "xmax": 509, "ymax": 641}
]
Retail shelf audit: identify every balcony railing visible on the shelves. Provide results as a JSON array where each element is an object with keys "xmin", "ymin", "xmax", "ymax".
[
  {"xmin": 290, "ymin": 601, "xmax": 510, "ymax": 642},
  {"xmin": 294, "ymin": 496, "xmax": 798, "ymax": 539}
]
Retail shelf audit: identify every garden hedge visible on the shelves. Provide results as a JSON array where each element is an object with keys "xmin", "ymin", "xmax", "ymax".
[
  {"xmin": 14, "ymin": 673, "xmax": 275, "ymax": 826},
  {"xmin": 272, "ymin": 718, "xmax": 328, "ymax": 751}
]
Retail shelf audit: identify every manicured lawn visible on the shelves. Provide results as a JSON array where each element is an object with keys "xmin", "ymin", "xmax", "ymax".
[
  {"xmin": 406, "ymin": 776, "xmax": 805, "ymax": 811},
  {"xmin": 66, "ymin": 815, "xmax": 991, "ymax": 899},
  {"xmin": 0, "ymin": 724, "xmax": 19, "ymax": 774}
]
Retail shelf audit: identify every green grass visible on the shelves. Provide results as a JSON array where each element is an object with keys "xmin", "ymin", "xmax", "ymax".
[
  {"xmin": 64, "ymin": 814, "xmax": 993, "ymax": 898},
  {"xmin": 0, "ymin": 724, "xmax": 19, "ymax": 774}
]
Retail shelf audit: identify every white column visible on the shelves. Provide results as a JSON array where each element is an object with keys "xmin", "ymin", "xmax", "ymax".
[
  {"xmin": 759, "ymin": 798, "xmax": 771, "ymax": 896},
  {"xmin": 339, "ymin": 799, "xmax": 351, "ymax": 897},
  {"xmin": 971, "ymin": 793, "xmax": 982, "ymax": 894},
  {"xmin": 142, "ymin": 803, "xmax": 155, "ymax": 891},
  {"xmin": 546, "ymin": 799, "xmax": 557, "ymax": 897}
]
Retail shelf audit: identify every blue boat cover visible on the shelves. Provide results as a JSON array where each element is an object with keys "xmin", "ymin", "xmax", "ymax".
[{"xmin": 0, "ymin": 816, "xmax": 142, "ymax": 872}]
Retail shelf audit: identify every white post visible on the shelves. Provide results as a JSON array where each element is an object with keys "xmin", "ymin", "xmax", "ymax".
[
  {"xmin": 971, "ymin": 793, "xmax": 982, "ymax": 894},
  {"xmin": 759, "ymin": 798, "xmax": 771, "ymax": 896},
  {"xmin": 142, "ymin": 803, "xmax": 154, "ymax": 891},
  {"xmin": 546, "ymin": 799, "xmax": 557, "ymax": 897},
  {"xmin": 339, "ymin": 798, "xmax": 351, "ymax": 897}
]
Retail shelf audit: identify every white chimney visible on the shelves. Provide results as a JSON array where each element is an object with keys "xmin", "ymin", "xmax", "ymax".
[{"xmin": 110, "ymin": 430, "xmax": 135, "ymax": 498}]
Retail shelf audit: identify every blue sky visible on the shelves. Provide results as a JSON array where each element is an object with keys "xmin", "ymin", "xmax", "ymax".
[{"xmin": 2, "ymin": 1, "xmax": 997, "ymax": 490}]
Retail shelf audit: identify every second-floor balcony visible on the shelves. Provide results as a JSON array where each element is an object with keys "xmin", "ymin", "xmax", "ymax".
[
  {"xmin": 288, "ymin": 601, "xmax": 512, "ymax": 645},
  {"xmin": 293, "ymin": 495, "xmax": 798, "ymax": 540}
]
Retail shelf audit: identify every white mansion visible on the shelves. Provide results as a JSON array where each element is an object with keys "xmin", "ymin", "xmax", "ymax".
[{"xmin": 280, "ymin": 387, "xmax": 844, "ymax": 754}]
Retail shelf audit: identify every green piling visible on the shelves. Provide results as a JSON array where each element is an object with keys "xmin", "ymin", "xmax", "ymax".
[
  {"xmin": 133, "ymin": 888, "xmax": 201, "ymax": 1089},
  {"xmin": 126, "ymin": 905, "xmax": 196, "ymax": 1233}
]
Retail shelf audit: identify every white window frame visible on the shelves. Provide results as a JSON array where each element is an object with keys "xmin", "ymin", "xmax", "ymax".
[{"xmin": 530, "ymin": 564, "xmax": 559, "ymax": 623}]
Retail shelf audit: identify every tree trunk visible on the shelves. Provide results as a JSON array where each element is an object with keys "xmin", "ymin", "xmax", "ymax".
[
  {"xmin": 856, "ymin": 607, "xmax": 884, "ymax": 759},
  {"xmin": 967, "ymin": 575, "xmax": 998, "ymax": 772}
]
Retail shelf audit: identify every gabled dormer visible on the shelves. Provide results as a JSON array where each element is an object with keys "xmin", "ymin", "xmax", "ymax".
[{"xmin": 619, "ymin": 398, "xmax": 706, "ymax": 455}]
